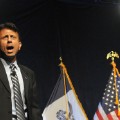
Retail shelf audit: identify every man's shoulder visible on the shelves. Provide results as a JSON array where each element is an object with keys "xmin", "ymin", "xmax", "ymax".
[{"xmin": 19, "ymin": 64, "xmax": 34, "ymax": 74}]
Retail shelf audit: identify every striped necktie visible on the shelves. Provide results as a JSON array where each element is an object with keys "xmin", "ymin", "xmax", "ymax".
[{"xmin": 10, "ymin": 64, "xmax": 26, "ymax": 120}]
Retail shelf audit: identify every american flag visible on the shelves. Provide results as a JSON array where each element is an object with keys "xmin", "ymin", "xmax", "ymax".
[{"xmin": 93, "ymin": 70, "xmax": 120, "ymax": 120}]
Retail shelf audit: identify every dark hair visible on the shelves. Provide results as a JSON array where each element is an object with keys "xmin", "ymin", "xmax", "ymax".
[{"xmin": 0, "ymin": 22, "xmax": 21, "ymax": 41}]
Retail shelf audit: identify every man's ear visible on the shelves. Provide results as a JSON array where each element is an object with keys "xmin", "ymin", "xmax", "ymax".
[{"xmin": 19, "ymin": 42, "xmax": 22, "ymax": 50}]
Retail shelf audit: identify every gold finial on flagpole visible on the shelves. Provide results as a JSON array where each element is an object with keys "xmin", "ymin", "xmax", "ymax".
[
  {"xmin": 59, "ymin": 57, "xmax": 63, "ymax": 66},
  {"xmin": 59, "ymin": 57, "xmax": 62, "ymax": 62},
  {"xmin": 106, "ymin": 51, "xmax": 119, "ymax": 61}
]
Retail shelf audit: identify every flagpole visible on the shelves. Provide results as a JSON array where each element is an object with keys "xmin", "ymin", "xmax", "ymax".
[
  {"xmin": 59, "ymin": 57, "xmax": 88, "ymax": 120},
  {"xmin": 59, "ymin": 57, "xmax": 69, "ymax": 120},
  {"xmin": 106, "ymin": 51, "xmax": 120, "ymax": 116}
]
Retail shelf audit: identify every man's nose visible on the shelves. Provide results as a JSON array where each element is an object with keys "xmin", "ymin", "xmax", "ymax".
[{"xmin": 7, "ymin": 36, "xmax": 12, "ymax": 43}]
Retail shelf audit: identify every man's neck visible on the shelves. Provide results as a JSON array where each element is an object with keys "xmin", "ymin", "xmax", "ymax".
[{"xmin": 1, "ymin": 55, "xmax": 16, "ymax": 63}]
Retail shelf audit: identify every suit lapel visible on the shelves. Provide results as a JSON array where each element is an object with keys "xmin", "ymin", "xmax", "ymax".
[
  {"xmin": 0, "ymin": 60, "xmax": 11, "ymax": 93},
  {"xmin": 19, "ymin": 65, "xmax": 29, "ymax": 100}
]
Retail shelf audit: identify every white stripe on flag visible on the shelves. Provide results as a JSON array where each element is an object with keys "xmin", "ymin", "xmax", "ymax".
[
  {"xmin": 110, "ymin": 111, "xmax": 119, "ymax": 120},
  {"xmin": 97, "ymin": 103, "xmax": 108, "ymax": 120},
  {"xmin": 93, "ymin": 113, "xmax": 99, "ymax": 120}
]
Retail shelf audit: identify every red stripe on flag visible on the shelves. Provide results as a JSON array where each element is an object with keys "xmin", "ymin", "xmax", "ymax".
[
  {"xmin": 96, "ymin": 110, "xmax": 104, "ymax": 120},
  {"xmin": 115, "ymin": 109, "xmax": 117, "ymax": 114},
  {"xmin": 107, "ymin": 113, "xmax": 113, "ymax": 120}
]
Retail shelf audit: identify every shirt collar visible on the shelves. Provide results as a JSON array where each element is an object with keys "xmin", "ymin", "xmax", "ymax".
[{"xmin": 0, "ymin": 58, "xmax": 18, "ymax": 69}]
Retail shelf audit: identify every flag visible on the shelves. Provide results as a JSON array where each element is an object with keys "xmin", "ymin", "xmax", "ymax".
[
  {"xmin": 93, "ymin": 61, "xmax": 120, "ymax": 120},
  {"xmin": 42, "ymin": 61, "xmax": 88, "ymax": 120}
]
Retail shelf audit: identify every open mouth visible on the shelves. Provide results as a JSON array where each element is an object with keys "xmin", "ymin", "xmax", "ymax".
[{"xmin": 6, "ymin": 46, "xmax": 14, "ymax": 50}]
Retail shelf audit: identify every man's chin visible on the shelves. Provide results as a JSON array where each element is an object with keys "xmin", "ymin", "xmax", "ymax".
[
  {"xmin": 0, "ymin": 50, "xmax": 16, "ymax": 59},
  {"xmin": 1, "ymin": 52, "xmax": 16, "ymax": 60}
]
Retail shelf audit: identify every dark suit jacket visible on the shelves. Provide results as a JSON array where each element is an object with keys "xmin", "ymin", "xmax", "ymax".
[{"xmin": 0, "ymin": 60, "xmax": 42, "ymax": 120}]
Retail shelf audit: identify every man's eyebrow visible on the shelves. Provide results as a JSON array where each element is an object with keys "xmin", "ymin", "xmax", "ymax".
[{"xmin": 0, "ymin": 35, "xmax": 8, "ymax": 39}]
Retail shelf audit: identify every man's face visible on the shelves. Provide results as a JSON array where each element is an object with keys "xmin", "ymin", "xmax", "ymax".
[{"xmin": 0, "ymin": 28, "xmax": 22, "ymax": 58}]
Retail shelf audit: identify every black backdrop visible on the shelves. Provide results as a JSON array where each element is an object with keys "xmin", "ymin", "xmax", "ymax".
[{"xmin": 1, "ymin": 0, "xmax": 120, "ymax": 119}]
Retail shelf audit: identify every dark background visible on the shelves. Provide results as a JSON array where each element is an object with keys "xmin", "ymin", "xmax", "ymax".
[{"xmin": 1, "ymin": 0, "xmax": 120, "ymax": 119}]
